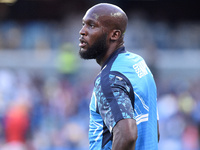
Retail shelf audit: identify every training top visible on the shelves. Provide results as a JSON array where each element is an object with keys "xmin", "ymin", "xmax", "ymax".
[{"xmin": 89, "ymin": 47, "xmax": 158, "ymax": 150}]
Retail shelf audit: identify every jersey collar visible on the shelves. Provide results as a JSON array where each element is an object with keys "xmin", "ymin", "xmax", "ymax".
[{"xmin": 101, "ymin": 46, "xmax": 126, "ymax": 70}]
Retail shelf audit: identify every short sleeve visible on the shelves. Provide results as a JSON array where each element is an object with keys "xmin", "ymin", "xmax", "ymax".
[{"xmin": 97, "ymin": 74, "xmax": 135, "ymax": 133}]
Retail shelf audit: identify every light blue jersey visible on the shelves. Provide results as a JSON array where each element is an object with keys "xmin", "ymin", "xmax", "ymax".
[{"xmin": 89, "ymin": 47, "xmax": 158, "ymax": 150}]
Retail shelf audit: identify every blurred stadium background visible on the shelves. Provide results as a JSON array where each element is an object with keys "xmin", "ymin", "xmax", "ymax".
[{"xmin": 0, "ymin": 0, "xmax": 199, "ymax": 150}]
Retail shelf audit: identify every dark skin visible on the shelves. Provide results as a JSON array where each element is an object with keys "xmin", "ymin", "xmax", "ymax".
[
  {"xmin": 79, "ymin": 3, "xmax": 127, "ymax": 66},
  {"xmin": 79, "ymin": 3, "xmax": 160, "ymax": 149}
]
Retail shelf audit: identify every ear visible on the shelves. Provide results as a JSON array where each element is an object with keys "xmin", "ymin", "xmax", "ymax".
[{"xmin": 110, "ymin": 30, "xmax": 121, "ymax": 41}]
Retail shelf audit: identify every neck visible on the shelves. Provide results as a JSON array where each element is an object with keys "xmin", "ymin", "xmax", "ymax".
[{"xmin": 96, "ymin": 43, "xmax": 124, "ymax": 67}]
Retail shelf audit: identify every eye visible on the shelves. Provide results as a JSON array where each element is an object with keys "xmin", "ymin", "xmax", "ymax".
[{"xmin": 90, "ymin": 24, "xmax": 95, "ymax": 28}]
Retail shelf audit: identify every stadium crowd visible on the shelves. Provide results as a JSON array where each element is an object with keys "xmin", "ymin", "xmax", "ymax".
[
  {"xmin": 0, "ymin": 14, "xmax": 199, "ymax": 150},
  {"xmin": 0, "ymin": 67, "xmax": 199, "ymax": 150},
  {"xmin": 0, "ymin": 13, "xmax": 200, "ymax": 50}
]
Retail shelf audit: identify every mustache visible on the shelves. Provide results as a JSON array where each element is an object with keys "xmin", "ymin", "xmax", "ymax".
[{"xmin": 79, "ymin": 37, "xmax": 87, "ymax": 44}]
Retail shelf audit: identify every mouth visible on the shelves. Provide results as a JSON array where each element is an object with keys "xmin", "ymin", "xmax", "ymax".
[{"xmin": 79, "ymin": 38, "xmax": 87, "ymax": 49}]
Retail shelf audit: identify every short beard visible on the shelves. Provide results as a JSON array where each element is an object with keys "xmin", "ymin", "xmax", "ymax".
[{"xmin": 79, "ymin": 33, "xmax": 108, "ymax": 60}]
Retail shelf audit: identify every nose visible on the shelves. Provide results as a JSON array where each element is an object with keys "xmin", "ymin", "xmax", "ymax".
[{"xmin": 79, "ymin": 25, "xmax": 87, "ymax": 36}]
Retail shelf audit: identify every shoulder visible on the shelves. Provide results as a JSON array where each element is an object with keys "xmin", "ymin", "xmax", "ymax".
[
  {"xmin": 114, "ymin": 51, "xmax": 144, "ymax": 66},
  {"xmin": 110, "ymin": 51, "xmax": 142, "ymax": 77}
]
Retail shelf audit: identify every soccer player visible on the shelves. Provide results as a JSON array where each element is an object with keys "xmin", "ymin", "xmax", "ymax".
[{"xmin": 79, "ymin": 3, "xmax": 160, "ymax": 150}]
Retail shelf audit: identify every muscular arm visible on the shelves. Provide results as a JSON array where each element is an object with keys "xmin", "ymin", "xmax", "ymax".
[
  {"xmin": 112, "ymin": 118, "xmax": 138, "ymax": 150},
  {"xmin": 98, "ymin": 73, "xmax": 137, "ymax": 149}
]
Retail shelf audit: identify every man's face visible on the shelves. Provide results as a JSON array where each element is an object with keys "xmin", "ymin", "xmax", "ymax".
[{"xmin": 79, "ymin": 11, "xmax": 108, "ymax": 59}]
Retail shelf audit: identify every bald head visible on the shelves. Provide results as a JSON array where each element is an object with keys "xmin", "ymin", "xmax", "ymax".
[
  {"xmin": 79, "ymin": 3, "xmax": 128, "ymax": 64},
  {"xmin": 85, "ymin": 3, "xmax": 128, "ymax": 37}
]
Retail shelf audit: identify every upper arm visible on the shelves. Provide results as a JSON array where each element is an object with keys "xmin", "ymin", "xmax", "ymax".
[
  {"xmin": 113, "ymin": 118, "xmax": 138, "ymax": 140},
  {"xmin": 98, "ymin": 74, "xmax": 135, "ymax": 133},
  {"xmin": 112, "ymin": 118, "xmax": 137, "ymax": 150}
]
